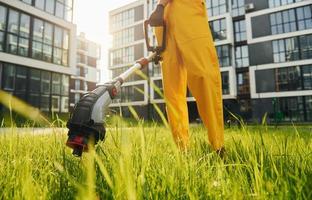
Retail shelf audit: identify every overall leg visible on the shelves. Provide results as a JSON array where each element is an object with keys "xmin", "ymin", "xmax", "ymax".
[
  {"xmin": 179, "ymin": 38, "xmax": 224, "ymax": 150},
  {"xmin": 155, "ymin": 27, "xmax": 189, "ymax": 149}
]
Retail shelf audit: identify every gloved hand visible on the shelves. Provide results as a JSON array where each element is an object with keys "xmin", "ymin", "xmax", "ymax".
[{"xmin": 148, "ymin": 4, "xmax": 165, "ymax": 27}]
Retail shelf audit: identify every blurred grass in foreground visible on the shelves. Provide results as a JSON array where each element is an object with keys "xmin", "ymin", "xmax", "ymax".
[{"xmin": 0, "ymin": 121, "xmax": 311, "ymax": 200}]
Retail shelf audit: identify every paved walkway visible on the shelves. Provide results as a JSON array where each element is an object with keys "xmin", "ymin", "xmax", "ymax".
[{"xmin": 0, "ymin": 128, "xmax": 67, "ymax": 135}]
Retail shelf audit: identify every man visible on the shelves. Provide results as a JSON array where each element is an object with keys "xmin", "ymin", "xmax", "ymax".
[{"xmin": 149, "ymin": 0, "xmax": 225, "ymax": 156}]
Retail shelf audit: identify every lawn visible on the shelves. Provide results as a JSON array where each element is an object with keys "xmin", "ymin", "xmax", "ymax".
[{"xmin": 0, "ymin": 120, "xmax": 311, "ymax": 200}]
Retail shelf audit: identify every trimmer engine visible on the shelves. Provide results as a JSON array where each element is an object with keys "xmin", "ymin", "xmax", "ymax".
[{"xmin": 66, "ymin": 80, "xmax": 120, "ymax": 157}]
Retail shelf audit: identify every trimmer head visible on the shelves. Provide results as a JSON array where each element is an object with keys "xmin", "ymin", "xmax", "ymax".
[{"xmin": 66, "ymin": 122, "xmax": 106, "ymax": 157}]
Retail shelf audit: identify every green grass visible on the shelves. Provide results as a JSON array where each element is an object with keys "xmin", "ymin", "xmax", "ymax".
[{"xmin": 0, "ymin": 120, "xmax": 311, "ymax": 200}]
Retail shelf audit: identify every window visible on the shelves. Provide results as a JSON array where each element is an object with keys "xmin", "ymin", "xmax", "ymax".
[
  {"xmin": 56, "ymin": 0, "xmax": 65, "ymax": 19},
  {"xmin": 207, "ymin": 0, "xmax": 228, "ymax": 17},
  {"xmin": 41, "ymin": 95, "xmax": 50, "ymax": 112},
  {"xmin": 111, "ymin": 46, "xmax": 135, "ymax": 66},
  {"xmin": 276, "ymin": 66, "xmax": 301, "ymax": 91},
  {"xmin": 113, "ymin": 27, "xmax": 134, "ymax": 47},
  {"xmin": 7, "ymin": 9, "xmax": 19, "ymax": 54},
  {"xmin": 235, "ymin": 45, "xmax": 249, "ymax": 68},
  {"xmin": 29, "ymin": 93, "xmax": 40, "ymax": 107},
  {"xmin": 268, "ymin": 0, "xmax": 299, "ymax": 8},
  {"xmin": 297, "ymin": 6, "xmax": 312, "ymax": 30},
  {"xmin": 52, "ymin": 96, "xmax": 60, "ymax": 112},
  {"xmin": 7, "ymin": 34, "xmax": 18, "ymax": 54},
  {"xmin": 232, "ymin": 0, "xmax": 245, "ymax": 17},
  {"xmin": 221, "ymin": 72, "xmax": 230, "ymax": 95},
  {"xmin": 210, "ymin": 19, "xmax": 227, "ymax": 41},
  {"xmin": 273, "ymin": 37, "xmax": 299, "ymax": 62},
  {"xmin": 15, "ymin": 66, "xmax": 27, "ymax": 92},
  {"xmin": 255, "ymin": 66, "xmax": 309, "ymax": 93},
  {"xmin": 0, "ymin": 6, "xmax": 6, "ymax": 31},
  {"xmin": 234, "ymin": 20, "xmax": 246, "ymax": 42},
  {"xmin": 237, "ymin": 72, "xmax": 250, "ymax": 95},
  {"xmin": 8, "ymin": 9, "xmax": 31, "ymax": 55},
  {"xmin": 299, "ymin": 34, "xmax": 312, "ymax": 59},
  {"xmin": 112, "ymin": 9, "xmax": 135, "ymax": 29},
  {"xmin": 0, "ymin": 61, "xmax": 70, "ymax": 114},
  {"xmin": 278, "ymin": 97, "xmax": 304, "ymax": 122},
  {"xmin": 152, "ymin": 63, "xmax": 162, "ymax": 77},
  {"xmin": 61, "ymin": 97, "xmax": 69, "ymax": 112},
  {"xmin": 153, "ymin": 80, "xmax": 163, "ymax": 99},
  {"xmin": 0, "ymin": 5, "xmax": 70, "ymax": 65},
  {"xmin": 0, "ymin": 6, "xmax": 6, "ymax": 51},
  {"xmin": 24, "ymin": 0, "xmax": 72, "ymax": 22},
  {"xmin": 41, "ymin": 71, "xmax": 51, "ymax": 94},
  {"xmin": 216, "ymin": 45, "xmax": 232, "ymax": 67},
  {"xmin": 302, "ymin": 65, "xmax": 312, "ymax": 90},
  {"xmin": 61, "ymin": 74, "xmax": 69, "ymax": 96},
  {"xmin": 52, "ymin": 73, "xmax": 61, "ymax": 94},
  {"xmin": 271, "ymin": 9, "xmax": 296, "ymax": 34},
  {"xmin": 255, "ymin": 69, "xmax": 276, "ymax": 93},
  {"xmin": 306, "ymin": 96, "xmax": 312, "ymax": 121},
  {"xmin": 18, "ymin": 14, "xmax": 30, "ymax": 56},
  {"xmin": 119, "ymin": 85, "xmax": 145, "ymax": 102},
  {"xmin": 2, "ymin": 64, "xmax": 15, "ymax": 91},
  {"xmin": 45, "ymin": 0, "xmax": 55, "ymax": 14},
  {"xmin": 20, "ymin": 14, "xmax": 30, "ymax": 38},
  {"xmin": 21, "ymin": 0, "xmax": 32, "ymax": 4},
  {"xmin": 35, "ymin": 0, "xmax": 45, "ymax": 10},
  {"xmin": 270, "ymin": 6, "xmax": 312, "ymax": 35},
  {"xmin": 273, "ymin": 34, "xmax": 312, "ymax": 63},
  {"xmin": 0, "ymin": 32, "xmax": 4, "ymax": 52},
  {"xmin": 29, "ymin": 69, "xmax": 41, "ymax": 93},
  {"xmin": 8, "ymin": 9, "xmax": 19, "ymax": 34}
]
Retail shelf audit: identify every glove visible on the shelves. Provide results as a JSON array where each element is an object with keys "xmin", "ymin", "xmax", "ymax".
[{"xmin": 148, "ymin": 4, "xmax": 165, "ymax": 27}]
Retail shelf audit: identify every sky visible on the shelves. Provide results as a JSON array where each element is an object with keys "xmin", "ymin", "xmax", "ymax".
[{"xmin": 74, "ymin": 0, "xmax": 135, "ymax": 82}]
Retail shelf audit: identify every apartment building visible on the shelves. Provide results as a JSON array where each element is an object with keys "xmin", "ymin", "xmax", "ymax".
[
  {"xmin": 69, "ymin": 32, "xmax": 101, "ymax": 111},
  {"xmin": 108, "ymin": 0, "xmax": 149, "ymax": 118},
  {"xmin": 109, "ymin": 0, "xmax": 312, "ymax": 123},
  {"xmin": 0, "ymin": 0, "xmax": 77, "ymax": 117}
]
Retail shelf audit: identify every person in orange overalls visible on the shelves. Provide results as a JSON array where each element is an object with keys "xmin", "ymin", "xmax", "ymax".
[{"xmin": 149, "ymin": 0, "xmax": 225, "ymax": 156}]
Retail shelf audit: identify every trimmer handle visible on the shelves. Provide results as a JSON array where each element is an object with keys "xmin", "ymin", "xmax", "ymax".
[{"xmin": 144, "ymin": 19, "xmax": 167, "ymax": 54}]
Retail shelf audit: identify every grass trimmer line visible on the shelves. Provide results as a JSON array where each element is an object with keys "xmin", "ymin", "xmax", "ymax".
[{"xmin": 66, "ymin": 19, "xmax": 166, "ymax": 157}]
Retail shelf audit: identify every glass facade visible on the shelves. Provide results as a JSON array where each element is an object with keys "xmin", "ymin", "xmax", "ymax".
[
  {"xmin": 207, "ymin": 0, "xmax": 228, "ymax": 17},
  {"xmin": 20, "ymin": 0, "xmax": 73, "ymax": 22},
  {"xmin": 234, "ymin": 20, "xmax": 246, "ymax": 42},
  {"xmin": 273, "ymin": 96, "xmax": 309, "ymax": 122},
  {"xmin": 237, "ymin": 72, "xmax": 250, "ymax": 95},
  {"xmin": 0, "ymin": 63, "xmax": 69, "ymax": 113},
  {"xmin": 221, "ymin": 72, "xmax": 230, "ymax": 95},
  {"xmin": 235, "ymin": 45, "xmax": 249, "ymax": 67},
  {"xmin": 269, "ymin": 0, "xmax": 305, "ymax": 8},
  {"xmin": 255, "ymin": 65, "xmax": 312, "ymax": 93},
  {"xmin": 272, "ymin": 34, "xmax": 312, "ymax": 63},
  {"xmin": 270, "ymin": 5, "xmax": 312, "ymax": 35},
  {"xmin": 111, "ymin": 9, "xmax": 135, "ymax": 30},
  {"xmin": 113, "ymin": 27, "xmax": 134, "ymax": 47},
  {"xmin": 110, "ymin": 46, "xmax": 134, "ymax": 66},
  {"xmin": 209, "ymin": 19, "xmax": 227, "ymax": 41},
  {"xmin": 113, "ymin": 84, "xmax": 145, "ymax": 103},
  {"xmin": 216, "ymin": 45, "xmax": 232, "ymax": 67},
  {"xmin": 153, "ymin": 80, "xmax": 164, "ymax": 100},
  {"xmin": 1, "ymin": 62, "xmax": 69, "ymax": 113},
  {"xmin": 0, "ymin": 5, "xmax": 69, "ymax": 66},
  {"xmin": 232, "ymin": 0, "xmax": 245, "ymax": 17}
]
